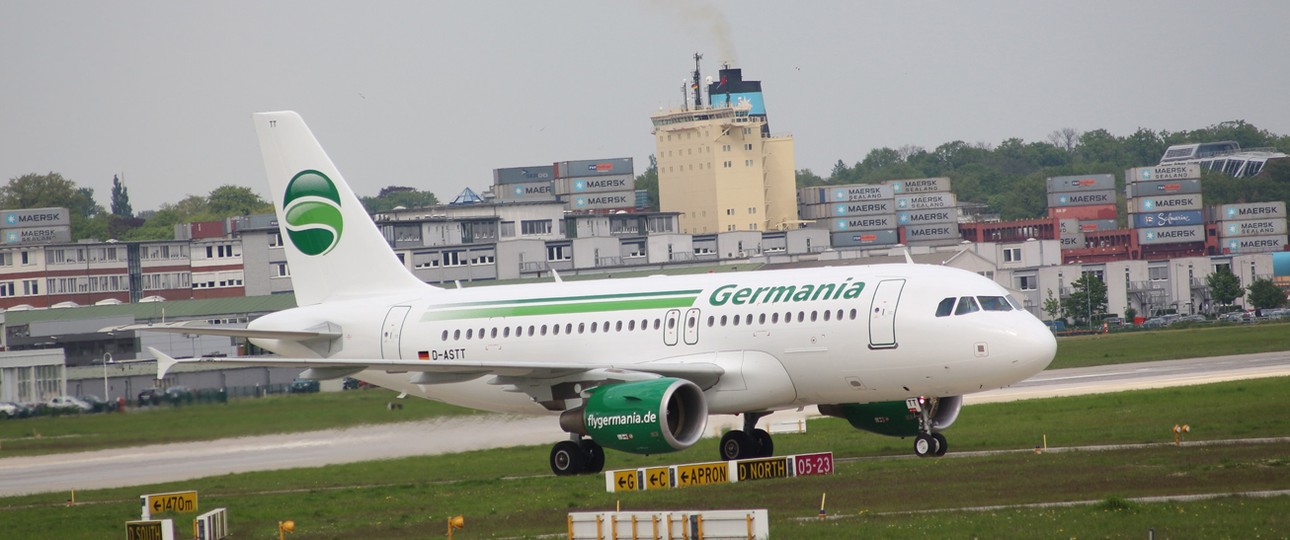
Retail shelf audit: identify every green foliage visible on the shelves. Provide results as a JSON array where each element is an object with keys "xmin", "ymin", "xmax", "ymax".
[
  {"xmin": 634, "ymin": 155, "xmax": 659, "ymax": 211},
  {"xmin": 0, "ymin": 172, "xmax": 106, "ymax": 240},
  {"xmin": 110, "ymin": 174, "xmax": 132, "ymax": 217},
  {"xmin": 1246, "ymin": 278, "xmax": 1287, "ymax": 309},
  {"xmin": 1061, "ymin": 273, "xmax": 1108, "ymax": 327},
  {"xmin": 1206, "ymin": 267, "xmax": 1244, "ymax": 307},
  {"xmin": 359, "ymin": 186, "xmax": 439, "ymax": 213},
  {"xmin": 206, "ymin": 185, "xmax": 272, "ymax": 216},
  {"xmin": 1042, "ymin": 288, "xmax": 1062, "ymax": 320}
]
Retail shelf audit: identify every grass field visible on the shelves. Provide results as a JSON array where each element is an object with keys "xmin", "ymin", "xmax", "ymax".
[
  {"xmin": 1051, "ymin": 320, "xmax": 1290, "ymax": 369},
  {"xmin": 2, "ymin": 377, "xmax": 1287, "ymax": 539}
]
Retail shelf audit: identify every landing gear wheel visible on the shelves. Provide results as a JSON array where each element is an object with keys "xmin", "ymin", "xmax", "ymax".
[
  {"xmin": 932, "ymin": 433, "xmax": 948, "ymax": 457},
  {"xmin": 720, "ymin": 430, "xmax": 753, "ymax": 461},
  {"xmin": 914, "ymin": 433, "xmax": 937, "ymax": 458},
  {"xmin": 580, "ymin": 439, "xmax": 605, "ymax": 473},
  {"xmin": 752, "ymin": 428, "xmax": 774, "ymax": 458},
  {"xmin": 550, "ymin": 440, "xmax": 586, "ymax": 476}
]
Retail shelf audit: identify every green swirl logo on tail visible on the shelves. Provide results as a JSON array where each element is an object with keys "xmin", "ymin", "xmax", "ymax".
[{"xmin": 283, "ymin": 170, "xmax": 344, "ymax": 256}]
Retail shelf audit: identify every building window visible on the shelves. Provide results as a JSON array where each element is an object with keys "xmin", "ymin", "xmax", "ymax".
[
  {"xmin": 521, "ymin": 220, "xmax": 551, "ymax": 236},
  {"xmin": 1003, "ymin": 248, "xmax": 1021, "ymax": 263},
  {"xmin": 1017, "ymin": 275, "xmax": 1037, "ymax": 291}
]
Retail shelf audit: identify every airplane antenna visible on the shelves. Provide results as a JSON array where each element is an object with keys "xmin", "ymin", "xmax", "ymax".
[
  {"xmin": 551, "ymin": 269, "xmax": 564, "ymax": 283},
  {"xmin": 902, "ymin": 247, "xmax": 914, "ymax": 264},
  {"xmin": 454, "ymin": 280, "xmax": 463, "ymax": 289}
]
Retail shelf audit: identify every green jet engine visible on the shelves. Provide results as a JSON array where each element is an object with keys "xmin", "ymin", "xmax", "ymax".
[
  {"xmin": 559, "ymin": 377, "xmax": 708, "ymax": 454},
  {"xmin": 818, "ymin": 395, "xmax": 962, "ymax": 437}
]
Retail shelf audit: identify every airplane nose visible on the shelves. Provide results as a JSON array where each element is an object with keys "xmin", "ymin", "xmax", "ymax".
[{"xmin": 1021, "ymin": 318, "xmax": 1057, "ymax": 372}]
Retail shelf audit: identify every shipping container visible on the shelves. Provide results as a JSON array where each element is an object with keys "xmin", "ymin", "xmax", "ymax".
[
  {"xmin": 829, "ymin": 230, "xmax": 899, "ymax": 248},
  {"xmin": 1078, "ymin": 219, "xmax": 1118, "ymax": 232},
  {"xmin": 1058, "ymin": 219, "xmax": 1081, "ymax": 238},
  {"xmin": 1048, "ymin": 204, "xmax": 1117, "ymax": 221},
  {"xmin": 569, "ymin": 191, "xmax": 635, "ymax": 210},
  {"xmin": 897, "ymin": 208, "xmax": 956, "ymax": 226},
  {"xmin": 895, "ymin": 192, "xmax": 956, "ymax": 210},
  {"xmin": 1125, "ymin": 179, "xmax": 1201, "ymax": 199},
  {"xmin": 1219, "ymin": 218, "xmax": 1288, "ymax": 238},
  {"xmin": 902, "ymin": 223, "xmax": 962, "ymax": 241},
  {"xmin": 554, "ymin": 174, "xmax": 634, "ymax": 194},
  {"xmin": 1216, "ymin": 201, "xmax": 1287, "ymax": 221},
  {"xmin": 493, "ymin": 166, "xmax": 554, "ymax": 185},
  {"xmin": 828, "ymin": 214, "xmax": 898, "ymax": 232},
  {"xmin": 1046, "ymin": 174, "xmax": 1114, "ymax": 193},
  {"xmin": 1047, "ymin": 190, "xmax": 1115, "ymax": 207},
  {"xmin": 495, "ymin": 181, "xmax": 556, "ymax": 201},
  {"xmin": 798, "ymin": 184, "xmax": 894, "ymax": 204},
  {"xmin": 799, "ymin": 200, "xmax": 894, "ymax": 219},
  {"xmin": 554, "ymin": 158, "xmax": 633, "ymax": 178},
  {"xmin": 1223, "ymin": 235, "xmax": 1288, "ymax": 253},
  {"xmin": 1129, "ymin": 194, "xmax": 1203, "ymax": 213},
  {"xmin": 2, "ymin": 225, "xmax": 71, "ymax": 245},
  {"xmin": 2, "ymin": 207, "xmax": 70, "ymax": 229},
  {"xmin": 1137, "ymin": 225, "xmax": 1205, "ymax": 245},
  {"xmin": 1130, "ymin": 210, "xmax": 1204, "ymax": 229},
  {"xmin": 1059, "ymin": 235, "xmax": 1085, "ymax": 249},
  {"xmin": 885, "ymin": 177, "xmax": 951, "ymax": 194},
  {"xmin": 1125, "ymin": 163, "xmax": 1201, "ymax": 182}
]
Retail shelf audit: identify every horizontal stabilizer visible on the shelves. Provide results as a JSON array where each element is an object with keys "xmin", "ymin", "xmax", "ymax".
[{"xmin": 111, "ymin": 322, "xmax": 340, "ymax": 342}]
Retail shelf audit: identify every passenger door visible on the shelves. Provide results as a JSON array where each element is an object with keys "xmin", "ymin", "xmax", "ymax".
[{"xmin": 868, "ymin": 279, "xmax": 905, "ymax": 349}]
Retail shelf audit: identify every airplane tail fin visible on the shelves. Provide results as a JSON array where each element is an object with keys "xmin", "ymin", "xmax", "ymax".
[{"xmin": 253, "ymin": 111, "xmax": 431, "ymax": 305}]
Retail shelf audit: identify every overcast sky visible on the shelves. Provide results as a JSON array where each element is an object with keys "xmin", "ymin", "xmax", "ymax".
[{"xmin": 3, "ymin": 1, "xmax": 1288, "ymax": 212}]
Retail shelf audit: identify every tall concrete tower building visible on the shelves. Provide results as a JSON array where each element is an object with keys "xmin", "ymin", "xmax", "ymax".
[{"xmin": 650, "ymin": 60, "xmax": 797, "ymax": 234}]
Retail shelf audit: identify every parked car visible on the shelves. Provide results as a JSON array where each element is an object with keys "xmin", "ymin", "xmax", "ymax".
[
  {"xmin": 1141, "ymin": 316, "xmax": 1176, "ymax": 328},
  {"xmin": 0, "ymin": 402, "xmax": 19, "ymax": 419},
  {"xmin": 289, "ymin": 379, "xmax": 320, "ymax": 393},
  {"xmin": 164, "ymin": 386, "xmax": 194, "ymax": 405},
  {"xmin": 78, "ymin": 394, "xmax": 109, "ymax": 413},
  {"xmin": 1171, "ymin": 314, "xmax": 1208, "ymax": 325},
  {"xmin": 46, "ymin": 395, "xmax": 94, "ymax": 413},
  {"xmin": 137, "ymin": 387, "xmax": 163, "ymax": 407}
]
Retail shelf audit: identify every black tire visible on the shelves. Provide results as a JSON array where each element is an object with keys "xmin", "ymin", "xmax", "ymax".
[
  {"xmin": 752, "ymin": 428, "xmax": 774, "ymax": 457},
  {"xmin": 914, "ymin": 433, "xmax": 937, "ymax": 457},
  {"xmin": 550, "ymin": 440, "xmax": 585, "ymax": 476},
  {"xmin": 720, "ymin": 430, "xmax": 752, "ymax": 461},
  {"xmin": 932, "ymin": 433, "xmax": 948, "ymax": 457},
  {"xmin": 580, "ymin": 439, "xmax": 605, "ymax": 473}
]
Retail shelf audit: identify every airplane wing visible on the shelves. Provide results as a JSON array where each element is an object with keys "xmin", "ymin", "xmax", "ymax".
[{"xmin": 149, "ymin": 347, "xmax": 725, "ymax": 401}]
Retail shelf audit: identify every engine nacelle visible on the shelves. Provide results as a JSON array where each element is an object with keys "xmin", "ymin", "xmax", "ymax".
[
  {"xmin": 818, "ymin": 396, "xmax": 963, "ymax": 437},
  {"xmin": 559, "ymin": 378, "xmax": 708, "ymax": 454}
]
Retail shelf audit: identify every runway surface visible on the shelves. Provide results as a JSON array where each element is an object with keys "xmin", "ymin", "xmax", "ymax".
[{"xmin": 2, "ymin": 351, "xmax": 1287, "ymax": 497}]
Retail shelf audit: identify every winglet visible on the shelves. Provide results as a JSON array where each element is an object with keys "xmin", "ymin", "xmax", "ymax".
[{"xmin": 150, "ymin": 347, "xmax": 179, "ymax": 380}]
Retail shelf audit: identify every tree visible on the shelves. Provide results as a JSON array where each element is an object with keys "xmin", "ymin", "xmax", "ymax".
[
  {"xmin": 110, "ymin": 175, "xmax": 133, "ymax": 217},
  {"xmin": 207, "ymin": 185, "xmax": 271, "ymax": 216},
  {"xmin": 1061, "ymin": 273, "xmax": 1108, "ymax": 327},
  {"xmin": 1205, "ymin": 268, "xmax": 1244, "ymax": 310},
  {"xmin": 1, "ymin": 172, "xmax": 104, "ymax": 240},
  {"xmin": 634, "ymin": 155, "xmax": 660, "ymax": 211},
  {"xmin": 1048, "ymin": 128, "xmax": 1079, "ymax": 153},
  {"xmin": 1246, "ymin": 279, "xmax": 1287, "ymax": 310},
  {"xmin": 359, "ymin": 186, "xmax": 439, "ymax": 214},
  {"xmin": 795, "ymin": 168, "xmax": 826, "ymax": 189},
  {"xmin": 1042, "ymin": 289, "xmax": 1062, "ymax": 321}
]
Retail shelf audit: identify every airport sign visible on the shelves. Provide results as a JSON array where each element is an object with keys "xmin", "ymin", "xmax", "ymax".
[
  {"xmin": 792, "ymin": 452, "xmax": 835, "ymax": 476},
  {"xmin": 125, "ymin": 520, "xmax": 175, "ymax": 540},
  {"xmin": 736, "ymin": 457, "xmax": 790, "ymax": 481},
  {"xmin": 642, "ymin": 467, "xmax": 671, "ymax": 490},
  {"xmin": 674, "ymin": 461, "xmax": 730, "ymax": 488},
  {"xmin": 609, "ymin": 470, "xmax": 639, "ymax": 493},
  {"xmin": 141, "ymin": 490, "xmax": 197, "ymax": 520}
]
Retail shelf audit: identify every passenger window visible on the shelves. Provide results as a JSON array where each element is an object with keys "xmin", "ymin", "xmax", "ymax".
[
  {"xmin": 528, "ymin": 325, "xmax": 536, "ymax": 336},
  {"xmin": 798, "ymin": 311, "xmax": 805, "ymax": 322},
  {"xmin": 615, "ymin": 321, "xmax": 623, "ymax": 332},
  {"xmin": 823, "ymin": 310, "xmax": 831, "ymax": 321},
  {"xmin": 759, "ymin": 313, "xmax": 766, "ymax": 324},
  {"xmin": 466, "ymin": 329, "xmax": 473, "ymax": 340},
  {"xmin": 628, "ymin": 320, "xmax": 636, "ymax": 331},
  {"xmin": 810, "ymin": 311, "xmax": 818, "ymax": 322},
  {"xmin": 578, "ymin": 323, "xmax": 585, "ymax": 334},
  {"xmin": 490, "ymin": 328, "xmax": 497, "ymax": 338},
  {"xmin": 936, "ymin": 297, "xmax": 956, "ymax": 317},
  {"xmin": 590, "ymin": 322, "xmax": 597, "ymax": 333},
  {"xmin": 977, "ymin": 296, "xmax": 1012, "ymax": 311},
  {"xmin": 667, "ymin": 318, "xmax": 676, "ymax": 329},
  {"xmin": 540, "ymin": 325, "xmax": 548, "ymax": 336},
  {"xmin": 566, "ymin": 323, "xmax": 573, "ymax": 334},
  {"xmin": 503, "ymin": 327, "xmax": 511, "ymax": 338},
  {"xmin": 745, "ymin": 314, "xmax": 752, "ymax": 325},
  {"xmin": 441, "ymin": 330, "xmax": 448, "ymax": 341},
  {"xmin": 849, "ymin": 308, "xmax": 857, "ymax": 319},
  {"xmin": 720, "ymin": 315, "xmax": 728, "ymax": 326},
  {"xmin": 707, "ymin": 316, "xmax": 715, "ymax": 327},
  {"xmin": 552, "ymin": 324, "xmax": 560, "ymax": 336},
  {"xmin": 733, "ymin": 315, "xmax": 740, "ymax": 326},
  {"xmin": 771, "ymin": 313, "xmax": 779, "ymax": 324},
  {"xmin": 954, "ymin": 296, "xmax": 980, "ymax": 315}
]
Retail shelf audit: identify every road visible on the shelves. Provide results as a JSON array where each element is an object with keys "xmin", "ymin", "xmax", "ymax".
[{"xmin": 2, "ymin": 351, "xmax": 1287, "ymax": 497}]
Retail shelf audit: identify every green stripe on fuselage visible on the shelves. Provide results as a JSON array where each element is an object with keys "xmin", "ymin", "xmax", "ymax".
[{"xmin": 421, "ymin": 295, "xmax": 700, "ymax": 321}]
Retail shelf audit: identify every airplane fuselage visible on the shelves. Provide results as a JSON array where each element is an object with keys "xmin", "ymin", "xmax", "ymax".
[{"xmin": 250, "ymin": 263, "xmax": 1055, "ymax": 416}]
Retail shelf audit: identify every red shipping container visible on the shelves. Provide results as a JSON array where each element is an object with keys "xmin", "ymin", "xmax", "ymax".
[{"xmin": 1048, "ymin": 204, "xmax": 1117, "ymax": 221}]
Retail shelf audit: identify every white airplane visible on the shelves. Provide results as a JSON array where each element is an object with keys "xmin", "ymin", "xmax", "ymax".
[{"xmin": 146, "ymin": 111, "xmax": 1056, "ymax": 476}]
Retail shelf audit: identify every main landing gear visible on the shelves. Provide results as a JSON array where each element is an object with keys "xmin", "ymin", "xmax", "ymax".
[
  {"xmin": 550, "ymin": 437, "xmax": 605, "ymax": 476},
  {"xmin": 718, "ymin": 412, "xmax": 775, "ymax": 461},
  {"xmin": 907, "ymin": 397, "xmax": 948, "ymax": 458}
]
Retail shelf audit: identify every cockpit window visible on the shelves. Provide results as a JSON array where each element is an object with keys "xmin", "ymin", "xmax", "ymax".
[
  {"xmin": 1006, "ymin": 295, "xmax": 1024, "ymax": 310},
  {"xmin": 954, "ymin": 296, "xmax": 980, "ymax": 315},
  {"xmin": 977, "ymin": 296, "xmax": 1013, "ymax": 311},
  {"xmin": 936, "ymin": 297, "xmax": 956, "ymax": 317}
]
